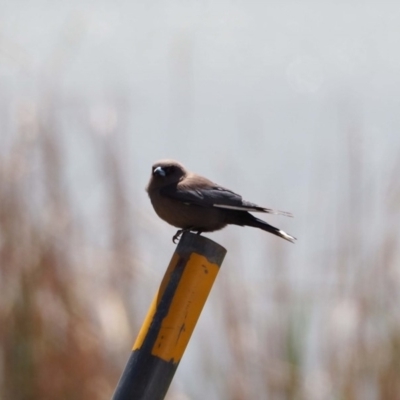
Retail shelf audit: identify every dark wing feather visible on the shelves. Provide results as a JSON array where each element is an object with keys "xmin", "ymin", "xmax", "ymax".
[{"xmin": 160, "ymin": 178, "xmax": 292, "ymax": 217}]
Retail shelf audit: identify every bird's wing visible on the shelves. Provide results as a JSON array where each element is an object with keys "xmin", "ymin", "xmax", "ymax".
[{"xmin": 160, "ymin": 178, "xmax": 293, "ymax": 217}]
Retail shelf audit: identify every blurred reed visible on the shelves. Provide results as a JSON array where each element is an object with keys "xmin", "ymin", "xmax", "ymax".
[
  {"xmin": 205, "ymin": 126, "xmax": 400, "ymax": 400},
  {"xmin": 1, "ymin": 101, "xmax": 399, "ymax": 400},
  {"xmin": 0, "ymin": 103, "xmax": 138, "ymax": 400}
]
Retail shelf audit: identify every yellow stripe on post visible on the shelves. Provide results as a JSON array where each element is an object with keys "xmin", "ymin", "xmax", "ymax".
[
  {"xmin": 113, "ymin": 232, "xmax": 227, "ymax": 400},
  {"xmin": 152, "ymin": 253, "xmax": 220, "ymax": 362}
]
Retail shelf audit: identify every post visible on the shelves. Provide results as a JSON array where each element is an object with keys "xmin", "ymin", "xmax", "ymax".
[{"xmin": 112, "ymin": 232, "xmax": 227, "ymax": 400}]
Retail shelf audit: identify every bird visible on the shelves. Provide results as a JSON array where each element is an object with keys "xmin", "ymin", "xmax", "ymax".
[{"xmin": 146, "ymin": 159, "xmax": 296, "ymax": 244}]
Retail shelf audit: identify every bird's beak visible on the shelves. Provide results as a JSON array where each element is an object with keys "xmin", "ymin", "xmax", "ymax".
[{"xmin": 153, "ymin": 166, "xmax": 166, "ymax": 177}]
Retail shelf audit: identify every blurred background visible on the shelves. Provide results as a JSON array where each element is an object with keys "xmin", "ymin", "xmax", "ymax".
[{"xmin": 1, "ymin": 1, "xmax": 400, "ymax": 399}]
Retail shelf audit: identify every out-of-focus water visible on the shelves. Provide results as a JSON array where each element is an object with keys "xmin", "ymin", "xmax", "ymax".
[{"xmin": 1, "ymin": 1, "xmax": 400, "ymax": 398}]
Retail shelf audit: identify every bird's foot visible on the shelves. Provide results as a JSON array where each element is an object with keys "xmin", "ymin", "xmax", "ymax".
[
  {"xmin": 172, "ymin": 227, "xmax": 198, "ymax": 243},
  {"xmin": 172, "ymin": 229, "xmax": 184, "ymax": 244}
]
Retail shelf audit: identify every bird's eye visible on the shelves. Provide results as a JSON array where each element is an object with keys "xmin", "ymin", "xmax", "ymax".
[
  {"xmin": 153, "ymin": 166, "xmax": 166, "ymax": 177},
  {"xmin": 152, "ymin": 165, "xmax": 177, "ymax": 177}
]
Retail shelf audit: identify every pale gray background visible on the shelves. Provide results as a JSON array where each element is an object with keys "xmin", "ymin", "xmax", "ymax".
[{"xmin": 1, "ymin": 1, "xmax": 399, "ymax": 399}]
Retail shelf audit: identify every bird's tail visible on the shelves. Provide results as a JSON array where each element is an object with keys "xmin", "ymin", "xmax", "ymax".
[{"xmin": 228, "ymin": 212, "xmax": 296, "ymax": 243}]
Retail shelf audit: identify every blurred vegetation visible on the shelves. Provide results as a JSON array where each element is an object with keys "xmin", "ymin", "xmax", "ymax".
[
  {"xmin": 0, "ymin": 104, "xmax": 137, "ymax": 400},
  {"xmin": 1, "ymin": 103, "xmax": 400, "ymax": 400}
]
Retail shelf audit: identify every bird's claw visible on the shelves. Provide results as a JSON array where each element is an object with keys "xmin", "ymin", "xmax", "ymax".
[
  {"xmin": 172, "ymin": 230, "xmax": 183, "ymax": 244},
  {"xmin": 172, "ymin": 227, "xmax": 198, "ymax": 243}
]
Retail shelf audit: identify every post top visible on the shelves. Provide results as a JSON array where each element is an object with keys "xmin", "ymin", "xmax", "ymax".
[{"xmin": 176, "ymin": 232, "xmax": 227, "ymax": 266}]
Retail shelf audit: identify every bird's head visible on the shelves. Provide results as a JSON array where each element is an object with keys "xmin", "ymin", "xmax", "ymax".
[{"xmin": 147, "ymin": 159, "xmax": 187, "ymax": 191}]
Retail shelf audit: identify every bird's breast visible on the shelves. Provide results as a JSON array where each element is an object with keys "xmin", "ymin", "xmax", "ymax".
[{"xmin": 149, "ymin": 191, "xmax": 226, "ymax": 231}]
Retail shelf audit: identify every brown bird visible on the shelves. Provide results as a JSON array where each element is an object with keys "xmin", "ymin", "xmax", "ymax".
[{"xmin": 146, "ymin": 159, "xmax": 296, "ymax": 243}]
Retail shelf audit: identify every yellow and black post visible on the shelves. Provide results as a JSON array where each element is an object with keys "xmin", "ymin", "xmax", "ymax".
[{"xmin": 112, "ymin": 232, "xmax": 227, "ymax": 400}]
